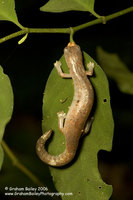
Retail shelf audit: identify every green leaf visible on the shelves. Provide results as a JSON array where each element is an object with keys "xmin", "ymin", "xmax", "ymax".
[
  {"xmin": 0, "ymin": 0, "xmax": 23, "ymax": 28},
  {"xmin": 40, "ymin": 0, "xmax": 100, "ymax": 18},
  {"xmin": 42, "ymin": 51, "xmax": 114, "ymax": 199},
  {"xmin": 97, "ymin": 47, "xmax": 133, "ymax": 95},
  {"xmin": 0, "ymin": 65, "xmax": 14, "ymax": 169}
]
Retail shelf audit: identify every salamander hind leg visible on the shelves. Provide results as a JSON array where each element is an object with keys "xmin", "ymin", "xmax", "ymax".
[
  {"xmin": 57, "ymin": 111, "xmax": 66, "ymax": 134},
  {"xmin": 82, "ymin": 116, "xmax": 94, "ymax": 136},
  {"xmin": 86, "ymin": 62, "xmax": 94, "ymax": 76}
]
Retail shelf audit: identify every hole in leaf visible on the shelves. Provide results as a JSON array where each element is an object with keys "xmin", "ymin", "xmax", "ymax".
[
  {"xmin": 99, "ymin": 186, "xmax": 102, "ymax": 189},
  {"xmin": 103, "ymin": 98, "xmax": 107, "ymax": 103}
]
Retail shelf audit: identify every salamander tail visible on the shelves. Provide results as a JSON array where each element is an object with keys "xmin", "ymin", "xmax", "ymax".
[{"xmin": 36, "ymin": 130, "xmax": 75, "ymax": 167}]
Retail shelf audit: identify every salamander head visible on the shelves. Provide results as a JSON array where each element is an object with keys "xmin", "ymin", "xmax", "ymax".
[
  {"xmin": 64, "ymin": 42, "xmax": 81, "ymax": 55},
  {"xmin": 64, "ymin": 42, "xmax": 83, "ymax": 68}
]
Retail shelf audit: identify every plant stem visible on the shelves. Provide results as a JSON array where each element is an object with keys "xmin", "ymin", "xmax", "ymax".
[
  {"xmin": 73, "ymin": 6, "xmax": 133, "ymax": 32},
  {"xmin": 1, "ymin": 140, "xmax": 44, "ymax": 187},
  {"xmin": 0, "ymin": 6, "xmax": 133, "ymax": 44},
  {"xmin": 0, "ymin": 29, "xmax": 28, "ymax": 44},
  {"xmin": 0, "ymin": 28, "xmax": 70, "ymax": 44}
]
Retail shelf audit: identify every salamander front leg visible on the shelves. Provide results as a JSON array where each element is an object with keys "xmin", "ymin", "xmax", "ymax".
[
  {"xmin": 86, "ymin": 62, "xmax": 94, "ymax": 76},
  {"xmin": 54, "ymin": 61, "xmax": 71, "ymax": 78}
]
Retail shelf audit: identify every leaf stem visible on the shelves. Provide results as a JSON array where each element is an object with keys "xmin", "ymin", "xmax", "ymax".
[
  {"xmin": 0, "ymin": 6, "xmax": 132, "ymax": 44},
  {"xmin": 69, "ymin": 27, "xmax": 74, "ymax": 42},
  {"xmin": 1, "ymin": 140, "xmax": 44, "ymax": 186}
]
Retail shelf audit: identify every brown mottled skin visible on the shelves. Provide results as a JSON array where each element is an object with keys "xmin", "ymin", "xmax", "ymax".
[{"xmin": 36, "ymin": 42, "xmax": 94, "ymax": 167}]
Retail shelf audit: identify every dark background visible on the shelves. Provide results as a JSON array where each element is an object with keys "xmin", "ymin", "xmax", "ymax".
[{"xmin": 0, "ymin": 0, "xmax": 133, "ymax": 199}]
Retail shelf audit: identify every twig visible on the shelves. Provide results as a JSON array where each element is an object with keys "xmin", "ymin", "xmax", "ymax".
[
  {"xmin": 73, "ymin": 6, "xmax": 133, "ymax": 32},
  {"xmin": 1, "ymin": 140, "xmax": 44, "ymax": 187},
  {"xmin": 0, "ymin": 6, "xmax": 132, "ymax": 44},
  {"xmin": 1, "ymin": 140, "xmax": 61, "ymax": 200}
]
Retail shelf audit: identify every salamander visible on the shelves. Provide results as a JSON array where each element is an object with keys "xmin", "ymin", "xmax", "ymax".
[{"xmin": 36, "ymin": 42, "xmax": 94, "ymax": 167}]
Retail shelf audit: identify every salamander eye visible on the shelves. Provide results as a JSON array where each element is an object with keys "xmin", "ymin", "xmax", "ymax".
[
  {"xmin": 75, "ymin": 45, "xmax": 81, "ymax": 53},
  {"xmin": 76, "ymin": 45, "xmax": 80, "ymax": 50}
]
